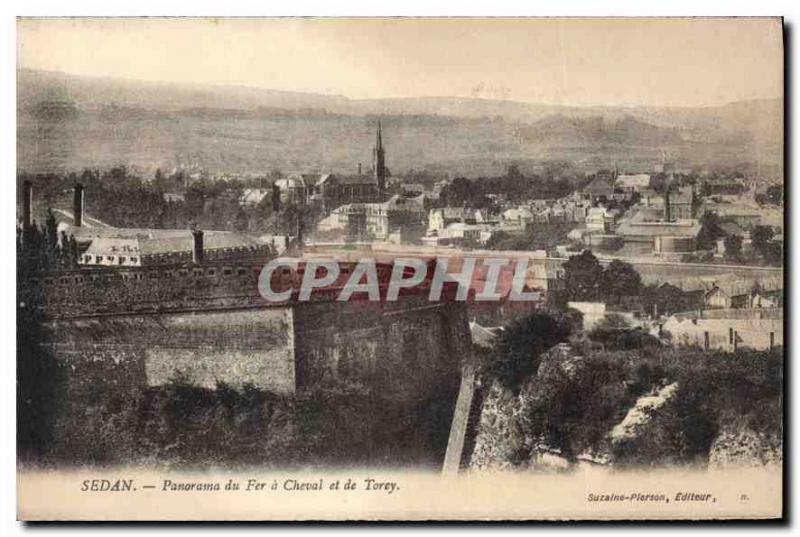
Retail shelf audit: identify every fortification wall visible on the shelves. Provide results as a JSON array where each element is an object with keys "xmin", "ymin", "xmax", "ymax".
[
  {"xmin": 292, "ymin": 297, "xmax": 467, "ymax": 404},
  {"xmin": 44, "ymin": 308, "xmax": 297, "ymax": 395},
  {"xmin": 42, "ymin": 296, "xmax": 469, "ymax": 404},
  {"xmin": 28, "ymin": 261, "xmax": 266, "ymax": 318}
]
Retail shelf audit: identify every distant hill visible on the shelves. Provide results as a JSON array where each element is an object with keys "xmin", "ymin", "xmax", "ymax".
[
  {"xmin": 16, "ymin": 69, "xmax": 783, "ymax": 179},
  {"xmin": 17, "ymin": 68, "xmax": 350, "ymax": 113},
  {"xmin": 516, "ymin": 114, "xmax": 684, "ymax": 146}
]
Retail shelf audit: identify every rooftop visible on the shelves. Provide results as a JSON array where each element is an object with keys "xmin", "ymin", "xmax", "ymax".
[
  {"xmin": 583, "ymin": 176, "xmax": 614, "ymax": 196},
  {"xmin": 616, "ymin": 219, "xmax": 701, "ymax": 238},
  {"xmin": 615, "ymin": 174, "xmax": 651, "ymax": 189},
  {"xmin": 76, "ymin": 227, "xmax": 263, "ymax": 257}
]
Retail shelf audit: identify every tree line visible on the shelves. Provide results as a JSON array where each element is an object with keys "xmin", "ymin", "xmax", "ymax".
[
  {"xmin": 436, "ymin": 164, "xmax": 582, "ymax": 210},
  {"xmin": 17, "ymin": 167, "xmax": 315, "ymax": 237},
  {"xmin": 560, "ymin": 250, "xmax": 693, "ymax": 316}
]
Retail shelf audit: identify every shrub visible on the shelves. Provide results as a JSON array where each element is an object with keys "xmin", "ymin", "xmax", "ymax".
[{"xmin": 490, "ymin": 311, "xmax": 572, "ymax": 391}]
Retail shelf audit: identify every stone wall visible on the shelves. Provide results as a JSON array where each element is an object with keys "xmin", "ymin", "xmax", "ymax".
[
  {"xmin": 662, "ymin": 315, "xmax": 782, "ymax": 351},
  {"xmin": 292, "ymin": 297, "xmax": 467, "ymax": 403},
  {"xmin": 27, "ymin": 260, "xmax": 266, "ymax": 319},
  {"xmin": 43, "ymin": 296, "xmax": 469, "ymax": 402},
  {"xmin": 33, "ymin": 297, "xmax": 469, "ymax": 467},
  {"xmin": 45, "ymin": 308, "xmax": 297, "ymax": 394}
]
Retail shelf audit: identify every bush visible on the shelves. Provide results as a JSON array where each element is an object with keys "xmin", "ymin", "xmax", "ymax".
[
  {"xmin": 589, "ymin": 325, "xmax": 663, "ymax": 351},
  {"xmin": 17, "ymin": 303, "xmax": 67, "ymax": 463},
  {"xmin": 25, "ymin": 371, "xmax": 459, "ymax": 469},
  {"xmin": 490, "ymin": 311, "xmax": 572, "ymax": 391},
  {"xmin": 495, "ymin": 341, "xmax": 783, "ymax": 468}
]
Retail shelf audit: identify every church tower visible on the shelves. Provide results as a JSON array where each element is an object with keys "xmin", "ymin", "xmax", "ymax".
[{"xmin": 373, "ymin": 120, "xmax": 386, "ymax": 195}]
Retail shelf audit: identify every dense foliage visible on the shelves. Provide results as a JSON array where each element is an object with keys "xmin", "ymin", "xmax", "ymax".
[
  {"xmin": 561, "ymin": 251, "xmax": 643, "ymax": 306},
  {"xmin": 479, "ymin": 311, "xmax": 782, "ymax": 468},
  {"xmin": 489, "ymin": 310, "xmax": 577, "ymax": 391},
  {"xmin": 18, "ymin": 167, "xmax": 313, "ymax": 236},
  {"xmin": 17, "ymin": 302, "xmax": 66, "ymax": 463},
  {"xmin": 437, "ymin": 165, "xmax": 581, "ymax": 210},
  {"xmin": 483, "ymin": 224, "xmax": 574, "ymax": 252},
  {"xmin": 20, "ymin": 371, "xmax": 457, "ymax": 469}
]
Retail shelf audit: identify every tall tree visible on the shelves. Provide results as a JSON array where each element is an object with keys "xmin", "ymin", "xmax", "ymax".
[
  {"xmin": 696, "ymin": 212, "xmax": 725, "ymax": 250},
  {"xmin": 724, "ymin": 234, "xmax": 743, "ymax": 262},
  {"xmin": 600, "ymin": 260, "xmax": 642, "ymax": 305},
  {"xmin": 766, "ymin": 184, "xmax": 783, "ymax": 205},
  {"xmin": 492, "ymin": 311, "xmax": 572, "ymax": 391},
  {"xmin": 562, "ymin": 250, "xmax": 604, "ymax": 302},
  {"xmin": 751, "ymin": 225, "xmax": 775, "ymax": 259}
]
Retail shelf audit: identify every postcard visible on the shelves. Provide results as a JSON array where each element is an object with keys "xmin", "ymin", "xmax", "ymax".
[{"xmin": 16, "ymin": 17, "xmax": 784, "ymax": 521}]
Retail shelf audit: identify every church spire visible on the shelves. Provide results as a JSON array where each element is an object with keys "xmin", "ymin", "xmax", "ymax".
[{"xmin": 373, "ymin": 120, "xmax": 386, "ymax": 195}]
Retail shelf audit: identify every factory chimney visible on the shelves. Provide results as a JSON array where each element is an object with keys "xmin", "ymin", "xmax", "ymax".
[
  {"xmin": 272, "ymin": 183, "xmax": 281, "ymax": 212},
  {"xmin": 192, "ymin": 229, "xmax": 204, "ymax": 264},
  {"xmin": 663, "ymin": 162, "xmax": 676, "ymax": 222},
  {"xmin": 358, "ymin": 162, "xmax": 362, "ymax": 176},
  {"xmin": 73, "ymin": 183, "xmax": 85, "ymax": 227},
  {"xmin": 296, "ymin": 213, "xmax": 304, "ymax": 250},
  {"xmin": 22, "ymin": 180, "xmax": 33, "ymax": 230}
]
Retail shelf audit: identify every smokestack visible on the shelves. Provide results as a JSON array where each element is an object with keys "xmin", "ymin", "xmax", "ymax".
[
  {"xmin": 664, "ymin": 187, "xmax": 671, "ymax": 222},
  {"xmin": 192, "ymin": 229, "xmax": 204, "ymax": 264},
  {"xmin": 358, "ymin": 162, "xmax": 362, "ymax": 176},
  {"xmin": 272, "ymin": 183, "xmax": 281, "ymax": 212},
  {"xmin": 296, "ymin": 213, "xmax": 304, "ymax": 249},
  {"xmin": 22, "ymin": 180, "xmax": 32, "ymax": 230},
  {"xmin": 73, "ymin": 183, "xmax": 85, "ymax": 227}
]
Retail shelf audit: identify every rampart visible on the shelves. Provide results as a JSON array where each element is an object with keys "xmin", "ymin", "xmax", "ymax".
[
  {"xmin": 29, "ymin": 256, "xmax": 468, "ymax": 403},
  {"xmin": 22, "ymin": 255, "xmax": 469, "ymax": 467},
  {"xmin": 23, "ymin": 260, "xmax": 268, "ymax": 319}
]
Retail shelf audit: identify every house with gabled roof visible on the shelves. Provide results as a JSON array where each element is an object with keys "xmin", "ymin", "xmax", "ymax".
[{"xmin": 581, "ymin": 176, "xmax": 614, "ymax": 202}]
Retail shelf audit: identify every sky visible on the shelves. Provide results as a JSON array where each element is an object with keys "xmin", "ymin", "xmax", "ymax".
[{"xmin": 17, "ymin": 17, "xmax": 783, "ymax": 107}]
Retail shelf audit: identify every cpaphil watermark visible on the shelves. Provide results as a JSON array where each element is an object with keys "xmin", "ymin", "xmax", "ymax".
[{"xmin": 257, "ymin": 257, "xmax": 542, "ymax": 302}]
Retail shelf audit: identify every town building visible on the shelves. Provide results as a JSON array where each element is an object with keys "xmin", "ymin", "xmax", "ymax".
[
  {"xmin": 615, "ymin": 210, "xmax": 701, "ymax": 255},
  {"xmin": 427, "ymin": 207, "xmax": 478, "ymax": 235},
  {"xmin": 581, "ymin": 176, "xmax": 614, "ymax": 202},
  {"xmin": 585, "ymin": 207, "xmax": 614, "ymax": 232},
  {"xmin": 422, "ymin": 222, "xmax": 495, "ymax": 246},
  {"xmin": 399, "ymin": 183, "xmax": 429, "ymax": 196},
  {"xmin": 638, "ymin": 189, "xmax": 664, "ymax": 208},
  {"xmin": 660, "ymin": 274, "xmax": 783, "ymax": 311},
  {"xmin": 702, "ymin": 176, "xmax": 747, "ymax": 196},
  {"xmin": 701, "ymin": 200, "xmax": 765, "ymax": 230},
  {"xmin": 76, "ymin": 228, "xmax": 272, "ymax": 267},
  {"xmin": 665, "ymin": 186, "xmax": 694, "ymax": 220},
  {"xmin": 531, "ymin": 199, "xmax": 591, "ymax": 224},
  {"xmin": 662, "ymin": 309, "xmax": 781, "ymax": 351},
  {"xmin": 615, "ymin": 173, "xmax": 651, "ymax": 192},
  {"xmin": 703, "ymin": 274, "xmax": 783, "ymax": 310},
  {"xmin": 273, "ymin": 122, "xmax": 389, "ymax": 212},
  {"xmin": 501, "ymin": 207, "xmax": 534, "ymax": 232},
  {"xmin": 313, "ymin": 173, "xmax": 384, "ymax": 211},
  {"xmin": 319, "ymin": 194, "xmax": 426, "ymax": 241}
]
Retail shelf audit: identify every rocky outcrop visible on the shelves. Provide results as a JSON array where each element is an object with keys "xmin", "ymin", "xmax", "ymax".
[
  {"xmin": 708, "ymin": 427, "xmax": 782, "ymax": 469},
  {"xmin": 468, "ymin": 380, "xmax": 527, "ymax": 470},
  {"xmin": 609, "ymin": 382, "xmax": 679, "ymax": 443},
  {"xmin": 467, "ymin": 337, "xmax": 782, "ymax": 472},
  {"xmin": 468, "ymin": 343, "xmax": 585, "ymax": 471}
]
